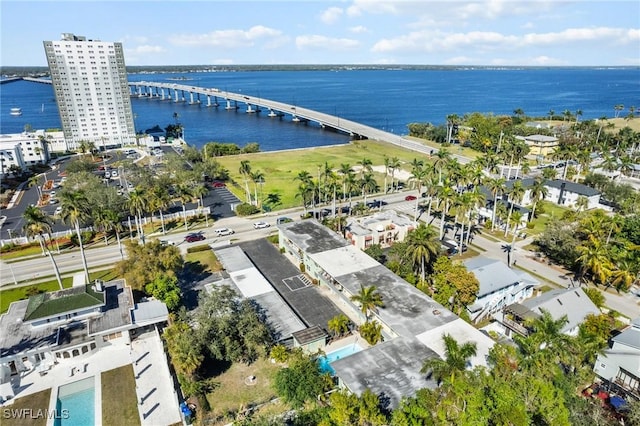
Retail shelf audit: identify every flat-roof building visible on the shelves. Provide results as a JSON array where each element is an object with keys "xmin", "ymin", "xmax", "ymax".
[{"xmin": 278, "ymin": 219, "xmax": 494, "ymax": 408}]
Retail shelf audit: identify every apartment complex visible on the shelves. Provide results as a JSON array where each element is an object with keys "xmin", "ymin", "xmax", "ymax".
[
  {"xmin": 0, "ymin": 130, "xmax": 52, "ymax": 177},
  {"xmin": 43, "ymin": 33, "xmax": 135, "ymax": 148}
]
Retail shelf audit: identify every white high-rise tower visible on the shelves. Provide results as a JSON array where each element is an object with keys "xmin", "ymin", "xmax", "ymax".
[{"xmin": 43, "ymin": 33, "xmax": 135, "ymax": 150}]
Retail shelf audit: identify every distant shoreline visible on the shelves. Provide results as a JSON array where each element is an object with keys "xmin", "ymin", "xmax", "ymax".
[{"xmin": 3, "ymin": 64, "xmax": 639, "ymax": 78}]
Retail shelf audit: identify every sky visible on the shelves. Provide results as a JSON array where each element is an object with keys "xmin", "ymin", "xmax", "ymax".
[{"xmin": 1, "ymin": 0, "xmax": 639, "ymax": 67}]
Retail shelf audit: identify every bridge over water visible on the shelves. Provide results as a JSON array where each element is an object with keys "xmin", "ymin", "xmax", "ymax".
[{"xmin": 15, "ymin": 77, "xmax": 469, "ymax": 163}]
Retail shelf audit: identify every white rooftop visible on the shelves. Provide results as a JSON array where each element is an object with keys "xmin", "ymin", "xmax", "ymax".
[{"xmin": 308, "ymin": 246, "xmax": 380, "ymax": 278}]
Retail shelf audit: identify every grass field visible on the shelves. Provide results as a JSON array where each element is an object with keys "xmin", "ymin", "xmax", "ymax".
[
  {"xmin": 102, "ymin": 365, "xmax": 141, "ymax": 426},
  {"xmin": 215, "ymin": 139, "xmax": 439, "ymax": 209},
  {"xmin": 1, "ymin": 389, "xmax": 51, "ymax": 426},
  {"xmin": 185, "ymin": 250, "xmax": 222, "ymax": 273},
  {"xmin": 203, "ymin": 358, "xmax": 281, "ymax": 424}
]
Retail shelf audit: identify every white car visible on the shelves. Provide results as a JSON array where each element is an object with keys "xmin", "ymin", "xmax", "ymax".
[
  {"xmin": 54, "ymin": 206, "xmax": 63, "ymax": 216},
  {"xmin": 214, "ymin": 227, "xmax": 234, "ymax": 236},
  {"xmin": 253, "ymin": 221, "xmax": 270, "ymax": 229}
]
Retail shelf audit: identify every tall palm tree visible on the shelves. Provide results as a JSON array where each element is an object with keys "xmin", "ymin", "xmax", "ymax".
[
  {"xmin": 127, "ymin": 188, "xmax": 148, "ymax": 242},
  {"xmin": 350, "ymin": 285, "xmax": 383, "ymax": 320},
  {"xmin": 528, "ymin": 177, "xmax": 548, "ymax": 219},
  {"xmin": 357, "ymin": 157, "xmax": 373, "ymax": 179},
  {"xmin": 359, "ymin": 173, "xmax": 378, "ymax": 206},
  {"xmin": 27, "ymin": 174, "xmax": 43, "ymax": 201},
  {"xmin": 22, "ymin": 205, "xmax": 63, "ymax": 289},
  {"xmin": 420, "ymin": 334, "xmax": 477, "ymax": 385},
  {"xmin": 510, "ymin": 210, "xmax": 524, "ymax": 243},
  {"xmin": 408, "ymin": 164, "xmax": 428, "ymax": 224},
  {"xmin": 338, "ymin": 163, "xmax": 354, "ymax": 202},
  {"xmin": 486, "ymin": 177, "xmax": 505, "ymax": 231},
  {"xmin": 405, "ymin": 223, "xmax": 440, "ymax": 283},
  {"xmin": 174, "ymin": 184, "xmax": 193, "ymax": 231},
  {"xmin": 191, "ymin": 184, "xmax": 210, "ymax": 225},
  {"xmin": 149, "ymin": 185, "xmax": 170, "ymax": 235},
  {"xmin": 575, "ymin": 195, "xmax": 589, "ymax": 213},
  {"xmin": 388, "ymin": 156, "xmax": 401, "ymax": 190},
  {"xmin": 249, "ymin": 170, "xmax": 265, "ymax": 207},
  {"xmin": 432, "ymin": 149, "xmax": 451, "ymax": 184},
  {"xmin": 504, "ymin": 180, "xmax": 525, "ymax": 238},
  {"xmin": 59, "ymin": 190, "xmax": 91, "ymax": 284},
  {"xmin": 103, "ymin": 209, "xmax": 125, "ymax": 260},
  {"xmin": 576, "ymin": 237, "xmax": 612, "ymax": 285},
  {"xmin": 437, "ymin": 182, "xmax": 456, "ymax": 240},
  {"xmin": 239, "ymin": 160, "xmax": 252, "ymax": 203}
]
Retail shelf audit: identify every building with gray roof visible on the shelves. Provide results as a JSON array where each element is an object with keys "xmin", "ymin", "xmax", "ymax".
[
  {"xmin": 464, "ymin": 257, "xmax": 538, "ymax": 323},
  {"xmin": 593, "ymin": 317, "xmax": 640, "ymax": 400},
  {"xmin": 501, "ymin": 287, "xmax": 599, "ymax": 338},
  {"xmin": 0, "ymin": 279, "xmax": 168, "ymax": 398},
  {"xmin": 278, "ymin": 219, "xmax": 495, "ymax": 408}
]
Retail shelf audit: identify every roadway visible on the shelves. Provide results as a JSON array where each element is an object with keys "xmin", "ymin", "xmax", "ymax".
[{"xmin": 3, "ymin": 192, "xmax": 638, "ymax": 318}]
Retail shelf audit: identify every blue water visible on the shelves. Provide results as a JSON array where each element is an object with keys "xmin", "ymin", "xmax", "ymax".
[
  {"xmin": 318, "ymin": 343, "xmax": 364, "ymax": 375},
  {"xmin": 54, "ymin": 377, "xmax": 95, "ymax": 426},
  {"xmin": 2, "ymin": 68, "xmax": 639, "ymax": 151}
]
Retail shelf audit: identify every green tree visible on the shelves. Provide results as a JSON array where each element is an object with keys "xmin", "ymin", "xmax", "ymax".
[
  {"xmin": 358, "ymin": 320, "xmax": 383, "ymax": 345},
  {"xmin": 420, "ymin": 334, "xmax": 477, "ymax": 385},
  {"xmin": 404, "ymin": 223, "xmax": 440, "ymax": 283},
  {"xmin": 273, "ymin": 351, "xmax": 327, "ymax": 408},
  {"xmin": 59, "ymin": 190, "xmax": 91, "ymax": 284},
  {"xmin": 327, "ymin": 314, "xmax": 351, "ymax": 339},
  {"xmin": 350, "ymin": 285, "xmax": 383, "ymax": 320},
  {"xmin": 22, "ymin": 205, "xmax": 63, "ymax": 289},
  {"xmin": 174, "ymin": 184, "xmax": 193, "ymax": 231},
  {"xmin": 239, "ymin": 160, "xmax": 252, "ymax": 203},
  {"xmin": 428, "ymin": 256, "xmax": 479, "ymax": 317},
  {"xmin": 145, "ymin": 274, "xmax": 182, "ymax": 311},
  {"xmin": 115, "ymin": 240, "xmax": 183, "ymax": 291}
]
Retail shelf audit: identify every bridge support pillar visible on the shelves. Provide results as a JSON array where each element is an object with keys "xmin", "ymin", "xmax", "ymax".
[
  {"xmin": 189, "ymin": 92, "xmax": 195, "ymax": 104},
  {"xmin": 207, "ymin": 95, "xmax": 211, "ymax": 107},
  {"xmin": 174, "ymin": 89, "xmax": 179, "ymax": 102},
  {"xmin": 246, "ymin": 104, "xmax": 255, "ymax": 113},
  {"xmin": 161, "ymin": 89, "xmax": 165, "ymax": 100},
  {"xmin": 225, "ymin": 99, "xmax": 236, "ymax": 110}
]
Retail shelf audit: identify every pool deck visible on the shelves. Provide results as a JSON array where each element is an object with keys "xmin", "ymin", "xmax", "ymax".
[
  {"xmin": 3, "ymin": 329, "xmax": 181, "ymax": 426},
  {"xmin": 324, "ymin": 333, "xmax": 368, "ymax": 354}
]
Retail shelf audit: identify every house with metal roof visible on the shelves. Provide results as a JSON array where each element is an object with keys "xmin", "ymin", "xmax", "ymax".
[
  {"xmin": 278, "ymin": 219, "xmax": 495, "ymax": 408},
  {"xmin": 500, "ymin": 287, "xmax": 599, "ymax": 339},
  {"xmin": 0, "ymin": 279, "xmax": 169, "ymax": 401},
  {"xmin": 593, "ymin": 317, "xmax": 640, "ymax": 401},
  {"xmin": 463, "ymin": 257, "xmax": 538, "ymax": 323}
]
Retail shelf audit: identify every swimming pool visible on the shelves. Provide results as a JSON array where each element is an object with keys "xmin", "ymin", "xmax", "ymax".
[
  {"xmin": 54, "ymin": 377, "xmax": 95, "ymax": 426},
  {"xmin": 318, "ymin": 343, "xmax": 364, "ymax": 375}
]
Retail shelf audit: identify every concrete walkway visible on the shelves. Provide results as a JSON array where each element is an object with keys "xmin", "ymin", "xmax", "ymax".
[{"xmin": 130, "ymin": 328, "xmax": 182, "ymax": 426}]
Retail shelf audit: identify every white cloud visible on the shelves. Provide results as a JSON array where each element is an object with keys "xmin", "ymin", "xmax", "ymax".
[
  {"xmin": 347, "ymin": 0, "xmax": 400, "ymax": 16},
  {"xmin": 349, "ymin": 25, "xmax": 368, "ymax": 34},
  {"xmin": 168, "ymin": 26, "xmax": 283, "ymax": 49},
  {"xmin": 296, "ymin": 35, "xmax": 360, "ymax": 50},
  {"xmin": 320, "ymin": 7, "xmax": 343, "ymax": 24},
  {"xmin": 521, "ymin": 27, "xmax": 629, "ymax": 45},
  {"xmin": 129, "ymin": 45, "xmax": 165, "ymax": 54}
]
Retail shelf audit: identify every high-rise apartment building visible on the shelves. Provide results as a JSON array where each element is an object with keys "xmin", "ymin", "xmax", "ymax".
[{"xmin": 43, "ymin": 33, "xmax": 135, "ymax": 149}]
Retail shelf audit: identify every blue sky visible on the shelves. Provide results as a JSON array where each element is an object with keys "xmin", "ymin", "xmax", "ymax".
[{"xmin": 2, "ymin": 1, "xmax": 639, "ymax": 66}]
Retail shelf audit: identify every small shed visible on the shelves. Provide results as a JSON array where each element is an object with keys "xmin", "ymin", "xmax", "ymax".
[{"xmin": 292, "ymin": 325, "xmax": 327, "ymax": 354}]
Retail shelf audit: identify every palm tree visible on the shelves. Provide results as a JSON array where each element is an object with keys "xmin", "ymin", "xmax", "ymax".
[
  {"xmin": 359, "ymin": 173, "xmax": 378, "ymax": 206},
  {"xmin": 528, "ymin": 177, "xmax": 548, "ymax": 219},
  {"xmin": 191, "ymin": 184, "xmax": 210, "ymax": 225},
  {"xmin": 338, "ymin": 163, "xmax": 354, "ymax": 202},
  {"xmin": 149, "ymin": 185, "xmax": 170, "ymax": 235},
  {"xmin": 405, "ymin": 223, "xmax": 440, "ymax": 283},
  {"xmin": 408, "ymin": 164, "xmax": 428, "ymax": 224},
  {"xmin": 486, "ymin": 177, "xmax": 506, "ymax": 231},
  {"xmin": 357, "ymin": 157, "xmax": 373, "ymax": 179},
  {"xmin": 59, "ymin": 190, "xmax": 91, "ymax": 284},
  {"xmin": 576, "ymin": 237, "xmax": 613, "ymax": 285},
  {"xmin": 174, "ymin": 184, "xmax": 193, "ymax": 231},
  {"xmin": 22, "ymin": 205, "xmax": 63, "ymax": 289},
  {"xmin": 575, "ymin": 195, "xmax": 589, "ymax": 213},
  {"xmin": 437, "ymin": 182, "xmax": 456, "ymax": 240},
  {"xmin": 103, "ymin": 209, "xmax": 125, "ymax": 260},
  {"xmin": 388, "ymin": 156, "xmax": 401, "ymax": 190},
  {"xmin": 350, "ymin": 285, "xmax": 383, "ymax": 320},
  {"xmin": 127, "ymin": 188, "xmax": 148, "ymax": 242},
  {"xmin": 608, "ymin": 260, "xmax": 637, "ymax": 292},
  {"xmin": 327, "ymin": 314, "xmax": 350, "ymax": 339},
  {"xmin": 239, "ymin": 160, "xmax": 252, "ymax": 203},
  {"xmin": 420, "ymin": 334, "xmax": 477, "ymax": 385},
  {"xmin": 249, "ymin": 170, "xmax": 265, "ymax": 207},
  {"xmin": 504, "ymin": 180, "xmax": 525, "ymax": 238},
  {"xmin": 510, "ymin": 210, "xmax": 524, "ymax": 243},
  {"xmin": 433, "ymin": 149, "xmax": 451, "ymax": 183},
  {"xmin": 27, "ymin": 174, "xmax": 43, "ymax": 201}
]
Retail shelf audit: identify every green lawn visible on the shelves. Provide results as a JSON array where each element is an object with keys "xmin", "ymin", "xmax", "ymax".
[
  {"xmin": 184, "ymin": 250, "xmax": 222, "ymax": 273},
  {"xmin": 1, "ymin": 389, "xmax": 51, "ymax": 426},
  {"xmin": 215, "ymin": 140, "xmax": 442, "ymax": 209},
  {"xmin": 102, "ymin": 365, "xmax": 141, "ymax": 426},
  {"xmin": 203, "ymin": 358, "xmax": 282, "ymax": 424}
]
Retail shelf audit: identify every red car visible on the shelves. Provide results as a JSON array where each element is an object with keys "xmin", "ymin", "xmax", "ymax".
[
  {"xmin": 185, "ymin": 233, "xmax": 206, "ymax": 243},
  {"xmin": 212, "ymin": 182, "xmax": 226, "ymax": 188},
  {"xmin": 405, "ymin": 195, "xmax": 417, "ymax": 201}
]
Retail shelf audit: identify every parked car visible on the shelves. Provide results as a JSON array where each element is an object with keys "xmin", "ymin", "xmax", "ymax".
[
  {"xmin": 212, "ymin": 181, "xmax": 226, "ymax": 188},
  {"xmin": 276, "ymin": 217, "xmax": 293, "ymax": 224},
  {"xmin": 54, "ymin": 206, "xmax": 63, "ymax": 216},
  {"xmin": 48, "ymin": 198, "xmax": 59, "ymax": 205},
  {"xmin": 253, "ymin": 221, "xmax": 270, "ymax": 229},
  {"xmin": 185, "ymin": 233, "xmax": 205, "ymax": 243},
  {"xmin": 405, "ymin": 195, "xmax": 417, "ymax": 201},
  {"xmin": 159, "ymin": 239, "xmax": 175, "ymax": 246},
  {"xmin": 214, "ymin": 228, "xmax": 234, "ymax": 236}
]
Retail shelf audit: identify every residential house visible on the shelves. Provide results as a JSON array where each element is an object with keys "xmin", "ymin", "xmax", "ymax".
[
  {"xmin": 0, "ymin": 279, "xmax": 168, "ymax": 401},
  {"xmin": 463, "ymin": 257, "xmax": 538, "ymax": 323},
  {"xmin": 516, "ymin": 134, "xmax": 559, "ymax": 161},
  {"xmin": 593, "ymin": 317, "xmax": 640, "ymax": 401},
  {"xmin": 344, "ymin": 210, "xmax": 414, "ymax": 250},
  {"xmin": 500, "ymin": 287, "xmax": 600, "ymax": 338}
]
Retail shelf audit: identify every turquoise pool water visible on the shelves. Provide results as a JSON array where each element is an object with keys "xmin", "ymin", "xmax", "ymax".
[
  {"xmin": 318, "ymin": 343, "xmax": 364, "ymax": 375},
  {"xmin": 54, "ymin": 377, "xmax": 95, "ymax": 426}
]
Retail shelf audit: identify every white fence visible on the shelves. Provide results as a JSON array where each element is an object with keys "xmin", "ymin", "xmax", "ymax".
[{"xmin": 0, "ymin": 207, "xmax": 210, "ymax": 247}]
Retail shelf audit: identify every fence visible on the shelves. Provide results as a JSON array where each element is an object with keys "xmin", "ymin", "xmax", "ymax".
[{"xmin": 0, "ymin": 207, "xmax": 210, "ymax": 248}]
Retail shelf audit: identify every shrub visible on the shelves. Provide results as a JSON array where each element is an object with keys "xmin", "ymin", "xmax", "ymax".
[
  {"xmin": 299, "ymin": 263, "xmax": 305, "ymax": 273},
  {"xmin": 70, "ymin": 230, "xmax": 95, "ymax": 246},
  {"xmin": 235, "ymin": 203, "xmax": 260, "ymax": 216},
  {"xmin": 526, "ymin": 222, "xmax": 535, "ymax": 229},
  {"xmin": 186, "ymin": 244, "xmax": 211, "ymax": 253}
]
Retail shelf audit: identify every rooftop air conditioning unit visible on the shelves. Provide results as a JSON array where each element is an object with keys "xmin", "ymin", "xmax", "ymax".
[{"xmin": 94, "ymin": 279, "xmax": 104, "ymax": 292}]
